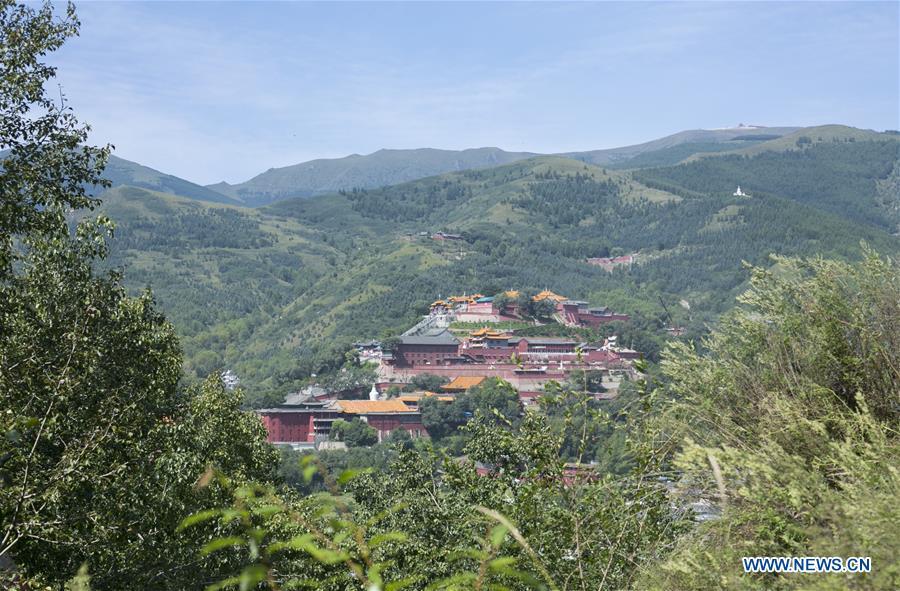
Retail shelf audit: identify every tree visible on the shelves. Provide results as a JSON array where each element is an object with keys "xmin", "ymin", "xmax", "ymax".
[
  {"xmin": 379, "ymin": 336, "xmax": 401, "ymax": 354},
  {"xmin": 183, "ymin": 398, "xmax": 682, "ymax": 591},
  {"xmin": 408, "ymin": 373, "xmax": 450, "ymax": 392},
  {"xmin": 0, "ymin": 0, "xmax": 110, "ymax": 274},
  {"xmin": 419, "ymin": 396, "xmax": 459, "ymax": 440},
  {"xmin": 492, "ymin": 291, "xmax": 512, "ymax": 313},
  {"xmin": 531, "ymin": 297, "xmax": 557, "ymax": 319},
  {"xmin": 420, "ymin": 378, "xmax": 521, "ymax": 442},
  {"xmin": 331, "ymin": 418, "xmax": 378, "ymax": 447},
  {"xmin": 515, "ymin": 289, "xmax": 537, "ymax": 317},
  {"xmin": 566, "ymin": 369, "xmax": 607, "ymax": 393},
  {"xmin": 0, "ymin": 3, "xmax": 277, "ymax": 587},
  {"xmin": 637, "ymin": 251, "xmax": 900, "ymax": 590},
  {"xmin": 460, "ymin": 377, "xmax": 521, "ymax": 425}
]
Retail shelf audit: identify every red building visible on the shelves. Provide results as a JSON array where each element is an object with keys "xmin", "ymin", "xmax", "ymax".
[
  {"xmin": 387, "ymin": 331, "xmax": 461, "ymax": 367},
  {"xmin": 257, "ymin": 400, "xmax": 340, "ymax": 445},
  {"xmin": 258, "ymin": 399, "xmax": 428, "ymax": 446},
  {"xmin": 332, "ymin": 399, "xmax": 428, "ymax": 441},
  {"xmin": 559, "ymin": 300, "xmax": 629, "ymax": 327}
]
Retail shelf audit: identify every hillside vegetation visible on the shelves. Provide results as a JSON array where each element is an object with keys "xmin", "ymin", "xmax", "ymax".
[
  {"xmin": 96, "ymin": 141, "xmax": 899, "ymax": 400},
  {"xmin": 181, "ymin": 251, "xmax": 900, "ymax": 591},
  {"xmin": 191, "ymin": 127, "xmax": 802, "ymax": 207},
  {"xmin": 3, "ymin": 4, "xmax": 898, "ymax": 589},
  {"xmin": 560, "ymin": 125, "xmax": 800, "ymax": 165},
  {"xmin": 206, "ymin": 147, "xmax": 539, "ymax": 206},
  {"xmin": 99, "ymin": 155, "xmax": 244, "ymax": 205},
  {"xmin": 635, "ymin": 138, "xmax": 900, "ymax": 231}
]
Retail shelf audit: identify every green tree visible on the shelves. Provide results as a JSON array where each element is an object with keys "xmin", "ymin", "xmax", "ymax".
[
  {"xmin": 331, "ymin": 418, "xmax": 378, "ymax": 447},
  {"xmin": 183, "ymin": 400, "xmax": 683, "ymax": 591},
  {"xmin": 492, "ymin": 291, "xmax": 512, "ymax": 312},
  {"xmin": 0, "ymin": 0, "xmax": 110, "ymax": 273},
  {"xmin": 461, "ymin": 377, "xmax": 522, "ymax": 425},
  {"xmin": 0, "ymin": 3, "xmax": 278, "ymax": 587},
  {"xmin": 420, "ymin": 378, "xmax": 521, "ymax": 443},
  {"xmin": 515, "ymin": 289, "xmax": 537, "ymax": 317},
  {"xmin": 637, "ymin": 251, "xmax": 900, "ymax": 590},
  {"xmin": 531, "ymin": 297, "xmax": 557, "ymax": 319},
  {"xmin": 407, "ymin": 373, "xmax": 449, "ymax": 392}
]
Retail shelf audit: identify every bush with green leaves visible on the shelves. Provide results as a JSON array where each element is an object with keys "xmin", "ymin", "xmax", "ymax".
[
  {"xmin": 330, "ymin": 418, "xmax": 378, "ymax": 447},
  {"xmin": 0, "ymin": 2, "xmax": 278, "ymax": 588},
  {"xmin": 419, "ymin": 377, "xmax": 521, "ymax": 442},
  {"xmin": 635, "ymin": 250, "xmax": 899, "ymax": 590},
  {"xmin": 181, "ymin": 373, "xmax": 687, "ymax": 591}
]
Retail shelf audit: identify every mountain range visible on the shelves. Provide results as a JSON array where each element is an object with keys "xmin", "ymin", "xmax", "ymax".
[
  {"xmin": 87, "ymin": 123, "xmax": 900, "ymax": 401},
  {"xmin": 102, "ymin": 124, "xmax": 815, "ymax": 208},
  {"xmin": 100, "ymin": 155, "xmax": 245, "ymax": 206}
]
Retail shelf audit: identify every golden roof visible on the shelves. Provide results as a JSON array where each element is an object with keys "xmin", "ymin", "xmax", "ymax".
[
  {"xmin": 533, "ymin": 290, "xmax": 567, "ymax": 302},
  {"xmin": 503, "ymin": 290, "xmax": 520, "ymax": 298},
  {"xmin": 446, "ymin": 295, "xmax": 479, "ymax": 305},
  {"xmin": 441, "ymin": 376, "xmax": 487, "ymax": 391},
  {"xmin": 471, "ymin": 327, "xmax": 506, "ymax": 338},
  {"xmin": 430, "ymin": 300, "xmax": 447, "ymax": 307},
  {"xmin": 335, "ymin": 399, "xmax": 415, "ymax": 414}
]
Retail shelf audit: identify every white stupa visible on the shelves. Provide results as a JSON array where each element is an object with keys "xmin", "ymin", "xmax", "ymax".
[
  {"xmin": 368, "ymin": 384, "xmax": 380, "ymax": 401},
  {"xmin": 733, "ymin": 186, "xmax": 750, "ymax": 197}
]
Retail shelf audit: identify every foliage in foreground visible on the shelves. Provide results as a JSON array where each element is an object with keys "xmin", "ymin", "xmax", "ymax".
[
  {"xmin": 635, "ymin": 250, "xmax": 899, "ymax": 590},
  {"xmin": 183, "ymin": 251, "xmax": 900, "ymax": 591},
  {"xmin": 0, "ymin": 2, "xmax": 277, "ymax": 588},
  {"xmin": 183, "ymin": 405, "xmax": 685, "ymax": 591}
]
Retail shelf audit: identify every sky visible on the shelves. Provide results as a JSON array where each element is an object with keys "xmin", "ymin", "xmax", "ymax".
[{"xmin": 48, "ymin": 1, "xmax": 900, "ymax": 185}]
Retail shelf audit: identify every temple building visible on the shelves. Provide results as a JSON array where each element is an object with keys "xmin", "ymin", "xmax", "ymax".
[
  {"xmin": 258, "ymin": 397, "xmax": 428, "ymax": 447},
  {"xmin": 559, "ymin": 300, "xmax": 630, "ymax": 326},
  {"xmin": 441, "ymin": 375, "xmax": 486, "ymax": 393},
  {"xmin": 388, "ymin": 330, "xmax": 461, "ymax": 367},
  {"xmin": 533, "ymin": 290, "xmax": 568, "ymax": 303}
]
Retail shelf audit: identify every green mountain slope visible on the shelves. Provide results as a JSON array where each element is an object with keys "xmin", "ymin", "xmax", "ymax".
[
  {"xmin": 561, "ymin": 125, "xmax": 800, "ymax": 166},
  {"xmin": 635, "ymin": 137, "xmax": 900, "ymax": 231},
  {"xmin": 605, "ymin": 141, "xmax": 768, "ymax": 169},
  {"xmin": 201, "ymin": 127, "xmax": 803, "ymax": 207},
  {"xmin": 721, "ymin": 124, "xmax": 892, "ymax": 157},
  {"xmin": 206, "ymin": 147, "xmax": 539, "ymax": 206},
  {"xmin": 96, "ymin": 186, "xmax": 343, "ymax": 383},
  {"xmin": 96, "ymin": 142, "xmax": 898, "ymax": 401},
  {"xmin": 100, "ymin": 155, "xmax": 244, "ymax": 205}
]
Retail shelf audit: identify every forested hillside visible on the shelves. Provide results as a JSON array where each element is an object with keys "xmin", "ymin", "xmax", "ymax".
[
  {"xmin": 4, "ymin": 3, "xmax": 898, "ymax": 589},
  {"xmin": 206, "ymin": 147, "xmax": 538, "ymax": 206},
  {"xmin": 560, "ymin": 125, "xmax": 800, "ymax": 165},
  {"xmin": 635, "ymin": 138, "xmax": 900, "ymax": 231},
  {"xmin": 98, "ymin": 144, "xmax": 899, "ymax": 401},
  {"xmin": 195, "ymin": 128, "xmax": 801, "ymax": 207}
]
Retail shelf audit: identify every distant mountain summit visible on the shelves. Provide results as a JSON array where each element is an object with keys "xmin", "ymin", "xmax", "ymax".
[
  {"xmin": 97, "ymin": 125, "xmax": 890, "ymax": 208},
  {"xmin": 101, "ymin": 155, "xmax": 243, "ymax": 205},
  {"xmin": 560, "ymin": 126, "xmax": 802, "ymax": 166},
  {"xmin": 205, "ymin": 127, "xmax": 803, "ymax": 206},
  {"xmin": 206, "ymin": 147, "xmax": 538, "ymax": 207}
]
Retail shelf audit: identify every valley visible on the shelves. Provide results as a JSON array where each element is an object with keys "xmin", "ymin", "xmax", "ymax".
[{"xmin": 90, "ymin": 126, "xmax": 899, "ymax": 403}]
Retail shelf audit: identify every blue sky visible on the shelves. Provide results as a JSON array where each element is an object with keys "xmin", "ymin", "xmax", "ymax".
[{"xmin": 50, "ymin": 1, "xmax": 899, "ymax": 185}]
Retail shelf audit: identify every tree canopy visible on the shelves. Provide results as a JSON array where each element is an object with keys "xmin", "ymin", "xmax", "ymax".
[{"xmin": 0, "ymin": 3, "xmax": 277, "ymax": 588}]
